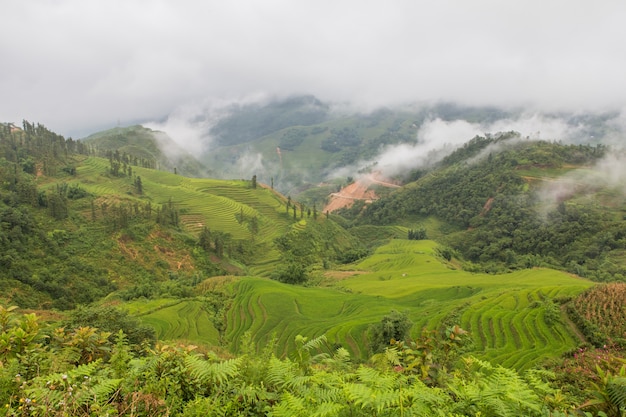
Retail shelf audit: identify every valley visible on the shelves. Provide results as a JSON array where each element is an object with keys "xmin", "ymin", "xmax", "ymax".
[{"xmin": 1, "ymin": 116, "xmax": 625, "ymax": 415}]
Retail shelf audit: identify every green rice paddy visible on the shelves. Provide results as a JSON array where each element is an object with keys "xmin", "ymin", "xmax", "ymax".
[{"xmin": 223, "ymin": 240, "xmax": 592, "ymax": 369}]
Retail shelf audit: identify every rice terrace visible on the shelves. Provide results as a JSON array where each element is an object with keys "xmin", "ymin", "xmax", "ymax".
[{"xmin": 135, "ymin": 239, "xmax": 592, "ymax": 369}]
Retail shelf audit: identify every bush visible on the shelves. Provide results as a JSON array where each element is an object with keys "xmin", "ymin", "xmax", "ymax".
[
  {"xmin": 368, "ymin": 310, "xmax": 413, "ymax": 353},
  {"xmin": 64, "ymin": 304, "xmax": 156, "ymax": 352}
]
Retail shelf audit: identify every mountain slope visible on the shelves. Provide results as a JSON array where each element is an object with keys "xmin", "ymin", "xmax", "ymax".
[
  {"xmin": 0, "ymin": 122, "xmax": 361, "ymax": 309},
  {"xmin": 354, "ymin": 135, "xmax": 623, "ymax": 280},
  {"xmin": 82, "ymin": 125, "xmax": 210, "ymax": 177}
]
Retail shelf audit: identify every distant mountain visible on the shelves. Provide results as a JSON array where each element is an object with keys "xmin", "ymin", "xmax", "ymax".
[
  {"xmin": 209, "ymin": 95, "xmax": 330, "ymax": 146},
  {"xmin": 197, "ymin": 96, "xmax": 617, "ymax": 198},
  {"xmin": 82, "ymin": 125, "xmax": 210, "ymax": 177}
]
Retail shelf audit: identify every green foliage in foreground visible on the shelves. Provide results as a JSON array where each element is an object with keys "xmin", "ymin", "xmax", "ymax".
[{"xmin": 4, "ymin": 304, "xmax": 622, "ymax": 417}]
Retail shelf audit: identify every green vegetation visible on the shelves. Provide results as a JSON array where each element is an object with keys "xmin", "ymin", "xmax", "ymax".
[
  {"xmin": 222, "ymin": 240, "xmax": 592, "ymax": 369},
  {"xmin": 83, "ymin": 125, "xmax": 208, "ymax": 177},
  {"xmin": 566, "ymin": 283, "xmax": 626, "ymax": 347},
  {"xmin": 354, "ymin": 135, "xmax": 622, "ymax": 281},
  {"xmin": 3, "ymin": 304, "xmax": 626, "ymax": 416},
  {"xmin": 0, "ymin": 121, "xmax": 359, "ymax": 309},
  {"xmin": 3, "ymin": 117, "xmax": 626, "ymax": 415}
]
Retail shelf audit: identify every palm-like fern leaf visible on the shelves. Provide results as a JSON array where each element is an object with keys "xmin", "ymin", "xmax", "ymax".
[{"xmin": 184, "ymin": 355, "xmax": 242, "ymax": 385}]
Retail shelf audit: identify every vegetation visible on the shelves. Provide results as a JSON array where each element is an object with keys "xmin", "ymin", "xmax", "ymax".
[
  {"xmin": 3, "ymin": 304, "xmax": 624, "ymax": 416},
  {"xmin": 82, "ymin": 125, "xmax": 209, "ymax": 177},
  {"xmin": 3, "ymin": 116, "xmax": 626, "ymax": 415},
  {"xmin": 353, "ymin": 135, "xmax": 622, "ymax": 281},
  {"xmin": 566, "ymin": 283, "xmax": 626, "ymax": 348},
  {"xmin": 0, "ymin": 121, "xmax": 361, "ymax": 309}
]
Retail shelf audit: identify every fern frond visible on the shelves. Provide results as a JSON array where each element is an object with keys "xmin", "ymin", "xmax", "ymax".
[
  {"xmin": 284, "ymin": 374, "xmax": 313, "ymax": 392},
  {"xmin": 356, "ymin": 365, "xmax": 397, "ymax": 391},
  {"xmin": 267, "ymin": 357, "xmax": 299, "ymax": 389},
  {"xmin": 185, "ymin": 355, "xmax": 241, "ymax": 385},
  {"xmin": 304, "ymin": 334, "xmax": 327, "ymax": 350},
  {"xmin": 310, "ymin": 401, "xmax": 344, "ymax": 417},
  {"xmin": 607, "ymin": 377, "xmax": 626, "ymax": 410},
  {"xmin": 270, "ymin": 391, "xmax": 306, "ymax": 417},
  {"xmin": 375, "ymin": 388, "xmax": 401, "ymax": 413},
  {"xmin": 90, "ymin": 378, "xmax": 122, "ymax": 405},
  {"xmin": 404, "ymin": 384, "xmax": 449, "ymax": 415},
  {"xmin": 524, "ymin": 368, "xmax": 556, "ymax": 397},
  {"xmin": 343, "ymin": 382, "xmax": 374, "ymax": 408},
  {"xmin": 450, "ymin": 356, "xmax": 548, "ymax": 417},
  {"xmin": 384, "ymin": 346, "xmax": 401, "ymax": 366},
  {"xmin": 307, "ymin": 371, "xmax": 344, "ymax": 402}
]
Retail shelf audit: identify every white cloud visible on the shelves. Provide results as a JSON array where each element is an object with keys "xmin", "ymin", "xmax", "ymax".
[
  {"xmin": 3, "ymin": 0, "xmax": 626, "ymax": 137},
  {"xmin": 367, "ymin": 114, "xmax": 592, "ymax": 177}
]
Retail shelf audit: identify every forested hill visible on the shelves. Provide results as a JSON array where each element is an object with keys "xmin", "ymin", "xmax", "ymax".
[
  {"xmin": 82, "ymin": 125, "xmax": 209, "ymax": 177},
  {"xmin": 353, "ymin": 134, "xmax": 624, "ymax": 281},
  {"xmin": 0, "ymin": 121, "xmax": 361, "ymax": 309}
]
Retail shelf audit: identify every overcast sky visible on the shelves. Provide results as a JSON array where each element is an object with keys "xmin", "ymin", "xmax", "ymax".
[{"xmin": 2, "ymin": 0, "xmax": 626, "ymax": 137}]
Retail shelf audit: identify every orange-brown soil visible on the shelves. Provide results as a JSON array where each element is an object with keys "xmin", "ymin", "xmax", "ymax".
[{"xmin": 323, "ymin": 172, "xmax": 400, "ymax": 213}]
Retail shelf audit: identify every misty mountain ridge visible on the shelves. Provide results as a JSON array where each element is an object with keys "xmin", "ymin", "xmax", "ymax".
[
  {"xmin": 82, "ymin": 96, "xmax": 623, "ymax": 200},
  {"xmin": 82, "ymin": 125, "xmax": 211, "ymax": 177},
  {"xmin": 187, "ymin": 96, "xmax": 620, "ymax": 193}
]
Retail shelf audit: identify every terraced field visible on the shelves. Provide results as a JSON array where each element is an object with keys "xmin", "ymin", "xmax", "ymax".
[
  {"xmin": 70, "ymin": 158, "xmax": 594, "ymax": 369},
  {"xmin": 225, "ymin": 240, "xmax": 593, "ymax": 369},
  {"xmin": 127, "ymin": 298, "xmax": 220, "ymax": 345},
  {"xmin": 74, "ymin": 157, "xmax": 293, "ymax": 272}
]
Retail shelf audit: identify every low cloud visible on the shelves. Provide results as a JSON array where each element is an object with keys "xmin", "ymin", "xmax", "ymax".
[
  {"xmin": 364, "ymin": 114, "xmax": 594, "ymax": 178},
  {"xmin": 535, "ymin": 152, "xmax": 626, "ymax": 217},
  {"xmin": 144, "ymin": 112, "xmax": 208, "ymax": 157},
  {"xmin": 234, "ymin": 152, "xmax": 266, "ymax": 180}
]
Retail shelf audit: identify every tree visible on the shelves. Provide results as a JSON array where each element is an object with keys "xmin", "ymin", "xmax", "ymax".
[
  {"xmin": 198, "ymin": 226, "xmax": 212, "ymax": 252},
  {"xmin": 369, "ymin": 310, "xmax": 413, "ymax": 353},
  {"xmin": 47, "ymin": 191, "xmax": 68, "ymax": 220},
  {"xmin": 91, "ymin": 200, "xmax": 96, "ymax": 222},
  {"xmin": 408, "ymin": 226, "xmax": 427, "ymax": 240},
  {"xmin": 135, "ymin": 176, "xmax": 143, "ymax": 194},
  {"xmin": 251, "ymin": 174, "xmax": 257, "ymax": 189},
  {"xmin": 63, "ymin": 304, "xmax": 156, "ymax": 352},
  {"xmin": 235, "ymin": 207, "xmax": 245, "ymax": 225},
  {"xmin": 248, "ymin": 216, "xmax": 259, "ymax": 241},
  {"xmin": 272, "ymin": 261, "xmax": 307, "ymax": 284}
]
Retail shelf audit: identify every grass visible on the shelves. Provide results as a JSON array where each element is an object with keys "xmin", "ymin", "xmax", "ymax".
[
  {"xmin": 223, "ymin": 239, "xmax": 593, "ymax": 369},
  {"xmin": 126, "ymin": 298, "xmax": 220, "ymax": 345},
  {"xmin": 58, "ymin": 157, "xmax": 594, "ymax": 369},
  {"xmin": 74, "ymin": 157, "xmax": 297, "ymax": 273}
]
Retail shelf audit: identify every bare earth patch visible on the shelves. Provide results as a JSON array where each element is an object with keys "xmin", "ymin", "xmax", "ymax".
[
  {"xmin": 323, "ymin": 270, "xmax": 366, "ymax": 281},
  {"xmin": 323, "ymin": 172, "xmax": 400, "ymax": 213}
]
